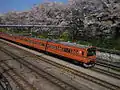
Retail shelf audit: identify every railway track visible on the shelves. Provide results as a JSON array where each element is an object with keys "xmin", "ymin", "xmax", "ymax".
[
  {"xmin": 0, "ymin": 62, "xmax": 36, "ymax": 90},
  {"xmin": 0, "ymin": 46, "xmax": 78, "ymax": 90},
  {"xmin": 32, "ymin": 56, "xmax": 120, "ymax": 90},
  {"xmin": 0, "ymin": 46, "xmax": 120, "ymax": 90},
  {"xmin": 96, "ymin": 58, "xmax": 120, "ymax": 72},
  {"xmin": 0, "ymin": 73, "xmax": 12, "ymax": 90},
  {"xmin": 91, "ymin": 66, "xmax": 120, "ymax": 80}
]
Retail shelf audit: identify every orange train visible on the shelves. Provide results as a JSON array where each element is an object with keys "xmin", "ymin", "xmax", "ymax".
[{"xmin": 0, "ymin": 32, "xmax": 96, "ymax": 67}]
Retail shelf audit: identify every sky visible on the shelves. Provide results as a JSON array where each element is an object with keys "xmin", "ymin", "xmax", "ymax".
[{"xmin": 0, "ymin": 0, "xmax": 68, "ymax": 13}]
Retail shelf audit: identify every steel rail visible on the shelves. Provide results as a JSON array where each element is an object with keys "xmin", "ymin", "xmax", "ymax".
[
  {"xmin": 0, "ymin": 46, "xmax": 78, "ymax": 90},
  {"xmin": 91, "ymin": 66, "xmax": 120, "ymax": 79},
  {"xmin": 96, "ymin": 60, "xmax": 120, "ymax": 72},
  {"xmin": 1, "ymin": 46, "xmax": 120, "ymax": 90},
  {"xmin": 0, "ymin": 73, "xmax": 12, "ymax": 90},
  {"xmin": 0, "ymin": 65, "xmax": 26, "ymax": 90},
  {"xmin": 33, "ymin": 55, "xmax": 120, "ymax": 90}
]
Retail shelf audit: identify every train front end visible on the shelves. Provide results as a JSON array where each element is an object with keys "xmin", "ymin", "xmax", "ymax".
[{"xmin": 83, "ymin": 47, "xmax": 96, "ymax": 68}]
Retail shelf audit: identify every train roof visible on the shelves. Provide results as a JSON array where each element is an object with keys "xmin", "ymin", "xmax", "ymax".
[
  {"xmin": 59, "ymin": 42, "xmax": 92, "ymax": 49},
  {"xmin": 47, "ymin": 39, "xmax": 92, "ymax": 49},
  {"xmin": 33, "ymin": 38, "xmax": 91, "ymax": 49},
  {"xmin": 6, "ymin": 33, "xmax": 93, "ymax": 49}
]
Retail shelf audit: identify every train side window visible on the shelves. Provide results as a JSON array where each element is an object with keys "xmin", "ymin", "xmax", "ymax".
[
  {"xmin": 69, "ymin": 49, "xmax": 72, "ymax": 53},
  {"xmin": 58, "ymin": 46, "xmax": 62, "ymax": 50},
  {"xmin": 49, "ymin": 45, "xmax": 52, "ymax": 48},
  {"xmin": 51, "ymin": 45, "xmax": 54, "ymax": 49},
  {"xmin": 48, "ymin": 44, "xmax": 51, "ymax": 48},
  {"xmin": 56, "ymin": 46, "xmax": 58, "ymax": 50},
  {"xmin": 58, "ymin": 46, "xmax": 62, "ymax": 51},
  {"xmin": 64, "ymin": 48, "xmax": 66, "ymax": 52},
  {"xmin": 57, "ymin": 46, "xmax": 62, "ymax": 50},
  {"xmin": 54, "ymin": 46, "xmax": 57, "ymax": 49},
  {"xmin": 70, "ymin": 49, "xmax": 72, "ymax": 54},
  {"xmin": 49, "ymin": 45, "xmax": 57, "ymax": 49},
  {"xmin": 61, "ymin": 47, "xmax": 64, "ymax": 51},
  {"xmin": 82, "ymin": 51, "xmax": 84, "ymax": 56},
  {"xmin": 72, "ymin": 49, "xmax": 75, "ymax": 54},
  {"xmin": 41, "ymin": 43, "xmax": 44, "ymax": 46},
  {"xmin": 73, "ymin": 49, "xmax": 78, "ymax": 55},
  {"xmin": 68, "ymin": 49, "xmax": 71, "ymax": 53},
  {"xmin": 64, "ymin": 48, "xmax": 71, "ymax": 53},
  {"xmin": 73, "ymin": 50, "xmax": 76, "ymax": 54},
  {"xmin": 76, "ymin": 50, "xmax": 78, "ymax": 54},
  {"xmin": 38, "ymin": 42, "xmax": 43, "ymax": 46},
  {"xmin": 57, "ymin": 46, "xmax": 60, "ymax": 50}
]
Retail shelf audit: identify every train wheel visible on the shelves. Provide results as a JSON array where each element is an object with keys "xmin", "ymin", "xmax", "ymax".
[{"xmin": 83, "ymin": 62, "xmax": 95, "ymax": 68}]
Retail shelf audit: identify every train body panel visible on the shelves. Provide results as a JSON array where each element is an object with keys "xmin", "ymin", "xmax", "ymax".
[{"xmin": 46, "ymin": 42, "xmax": 89, "ymax": 63}]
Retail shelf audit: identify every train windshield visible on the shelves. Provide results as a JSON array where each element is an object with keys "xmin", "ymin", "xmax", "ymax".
[{"xmin": 87, "ymin": 48, "xmax": 96, "ymax": 56}]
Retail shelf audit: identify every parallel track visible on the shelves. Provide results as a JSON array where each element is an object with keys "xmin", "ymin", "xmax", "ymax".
[
  {"xmin": 91, "ymin": 66, "xmax": 120, "ymax": 79},
  {"xmin": 96, "ymin": 59, "xmax": 120, "ymax": 71},
  {"xmin": 32, "ymin": 55, "xmax": 120, "ymax": 90},
  {"xmin": 0, "ymin": 46, "xmax": 120, "ymax": 90},
  {"xmin": 0, "ymin": 62, "xmax": 36, "ymax": 90},
  {"xmin": 0, "ymin": 73, "xmax": 12, "ymax": 90},
  {"xmin": 0, "ymin": 46, "xmax": 78, "ymax": 90}
]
